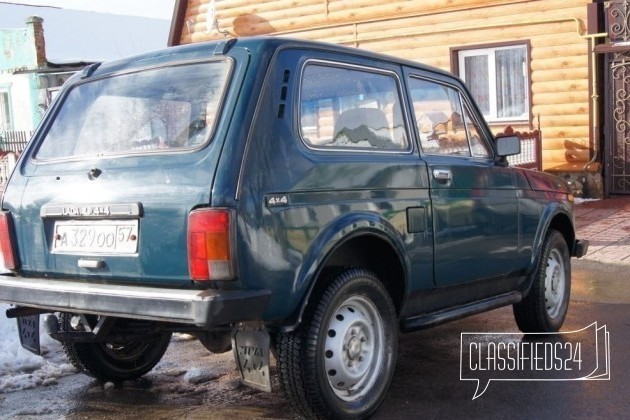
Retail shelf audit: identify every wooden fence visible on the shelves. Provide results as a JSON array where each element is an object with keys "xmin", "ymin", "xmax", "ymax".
[
  {"xmin": 0, "ymin": 130, "xmax": 32, "ymax": 153},
  {"xmin": 0, "ymin": 131, "xmax": 33, "ymax": 188},
  {"xmin": 503, "ymin": 126, "xmax": 543, "ymax": 171}
]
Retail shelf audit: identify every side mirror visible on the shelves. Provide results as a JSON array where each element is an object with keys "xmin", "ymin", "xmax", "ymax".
[{"xmin": 495, "ymin": 135, "xmax": 520, "ymax": 157}]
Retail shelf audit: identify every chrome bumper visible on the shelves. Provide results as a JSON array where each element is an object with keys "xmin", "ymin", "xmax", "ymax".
[{"xmin": 0, "ymin": 274, "xmax": 270, "ymax": 327}]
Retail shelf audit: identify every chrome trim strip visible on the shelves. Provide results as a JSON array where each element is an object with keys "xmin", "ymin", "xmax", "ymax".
[{"xmin": 40, "ymin": 203, "xmax": 142, "ymax": 218}]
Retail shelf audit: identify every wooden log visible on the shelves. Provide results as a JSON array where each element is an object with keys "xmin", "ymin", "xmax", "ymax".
[
  {"xmin": 528, "ymin": 32, "xmax": 591, "ymax": 48},
  {"xmin": 325, "ymin": 0, "xmax": 582, "ymax": 12},
  {"xmin": 532, "ymin": 80, "xmax": 589, "ymax": 94},
  {"xmin": 531, "ymin": 43, "xmax": 587, "ymax": 61},
  {"xmin": 538, "ymin": 114, "xmax": 590, "ymax": 127},
  {"xmin": 542, "ymin": 137, "xmax": 590, "ymax": 150},
  {"xmin": 353, "ymin": 1, "xmax": 585, "ymax": 35},
  {"xmin": 531, "ymin": 56, "xmax": 588, "ymax": 72},
  {"xmin": 287, "ymin": 25, "xmax": 357, "ymax": 38},
  {"xmin": 531, "ymin": 68, "xmax": 589, "ymax": 83},
  {"xmin": 362, "ymin": 20, "xmax": 577, "ymax": 44},
  {"xmin": 209, "ymin": 0, "xmax": 324, "ymax": 19},
  {"xmin": 533, "ymin": 91, "xmax": 589, "ymax": 106},
  {"xmin": 186, "ymin": 0, "xmax": 318, "ymax": 17},
  {"xmin": 532, "ymin": 103, "xmax": 588, "ymax": 116},
  {"xmin": 540, "ymin": 126, "xmax": 589, "ymax": 139},
  {"xmin": 541, "ymin": 149, "xmax": 590, "ymax": 163},
  {"xmin": 325, "ymin": 0, "xmax": 518, "ymax": 13}
]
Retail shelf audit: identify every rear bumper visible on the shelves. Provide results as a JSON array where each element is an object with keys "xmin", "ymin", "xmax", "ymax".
[{"xmin": 0, "ymin": 274, "xmax": 270, "ymax": 327}]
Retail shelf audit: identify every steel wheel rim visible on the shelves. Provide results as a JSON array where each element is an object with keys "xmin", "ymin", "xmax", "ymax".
[
  {"xmin": 102, "ymin": 340, "xmax": 152, "ymax": 362},
  {"xmin": 544, "ymin": 248, "xmax": 566, "ymax": 319},
  {"xmin": 323, "ymin": 295, "xmax": 385, "ymax": 401}
]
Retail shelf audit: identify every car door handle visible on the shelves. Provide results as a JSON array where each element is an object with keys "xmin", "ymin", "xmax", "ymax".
[{"xmin": 433, "ymin": 169, "xmax": 452, "ymax": 181}]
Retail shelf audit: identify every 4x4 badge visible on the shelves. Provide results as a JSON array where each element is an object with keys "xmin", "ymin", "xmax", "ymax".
[{"xmin": 266, "ymin": 195, "xmax": 289, "ymax": 207}]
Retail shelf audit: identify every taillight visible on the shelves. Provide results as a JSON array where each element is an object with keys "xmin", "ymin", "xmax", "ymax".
[
  {"xmin": 187, "ymin": 208, "xmax": 235, "ymax": 281},
  {"xmin": 0, "ymin": 211, "xmax": 17, "ymax": 270}
]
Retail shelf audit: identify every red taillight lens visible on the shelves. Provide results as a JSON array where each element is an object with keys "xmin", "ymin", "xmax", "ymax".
[
  {"xmin": 187, "ymin": 208, "xmax": 234, "ymax": 281},
  {"xmin": 0, "ymin": 211, "xmax": 17, "ymax": 270}
]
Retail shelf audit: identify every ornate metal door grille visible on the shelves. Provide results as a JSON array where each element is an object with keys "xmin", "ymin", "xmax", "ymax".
[
  {"xmin": 605, "ymin": 1, "xmax": 630, "ymax": 194},
  {"xmin": 608, "ymin": 53, "xmax": 630, "ymax": 194}
]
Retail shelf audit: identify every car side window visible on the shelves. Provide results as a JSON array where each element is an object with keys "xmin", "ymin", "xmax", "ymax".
[
  {"xmin": 300, "ymin": 62, "xmax": 409, "ymax": 151},
  {"xmin": 409, "ymin": 77, "xmax": 491, "ymax": 158}
]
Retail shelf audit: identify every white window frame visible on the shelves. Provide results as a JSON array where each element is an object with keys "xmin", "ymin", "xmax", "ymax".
[{"xmin": 458, "ymin": 44, "xmax": 529, "ymax": 123}]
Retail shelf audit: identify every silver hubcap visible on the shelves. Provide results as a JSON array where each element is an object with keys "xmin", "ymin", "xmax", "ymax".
[
  {"xmin": 324, "ymin": 296, "xmax": 384, "ymax": 401},
  {"xmin": 544, "ymin": 248, "xmax": 566, "ymax": 319}
]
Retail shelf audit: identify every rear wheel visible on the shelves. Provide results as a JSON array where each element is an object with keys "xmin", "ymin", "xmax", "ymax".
[
  {"xmin": 59, "ymin": 313, "xmax": 171, "ymax": 382},
  {"xmin": 513, "ymin": 229, "xmax": 571, "ymax": 332},
  {"xmin": 277, "ymin": 268, "xmax": 398, "ymax": 419}
]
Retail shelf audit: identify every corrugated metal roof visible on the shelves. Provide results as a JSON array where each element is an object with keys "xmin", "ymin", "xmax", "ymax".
[{"xmin": 0, "ymin": 3, "xmax": 170, "ymax": 62}]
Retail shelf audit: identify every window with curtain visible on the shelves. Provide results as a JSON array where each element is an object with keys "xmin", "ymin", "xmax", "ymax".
[
  {"xmin": 0, "ymin": 91, "xmax": 12, "ymax": 131},
  {"xmin": 457, "ymin": 44, "xmax": 529, "ymax": 123}
]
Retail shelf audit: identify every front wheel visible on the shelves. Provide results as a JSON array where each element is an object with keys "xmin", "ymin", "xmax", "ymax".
[
  {"xmin": 277, "ymin": 268, "xmax": 398, "ymax": 419},
  {"xmin": 513, "ymin": 230, "xmax": 571, "ymax": 332}
]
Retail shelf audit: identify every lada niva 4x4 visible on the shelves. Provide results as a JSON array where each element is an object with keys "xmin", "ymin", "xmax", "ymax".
[{"xmin": 0, "ymin": 37, "xmax": 587, "ymax": 419}]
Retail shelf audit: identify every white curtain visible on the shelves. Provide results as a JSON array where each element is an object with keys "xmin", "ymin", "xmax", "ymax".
[
  {"xmin": 495, "ymin": 48, "xmax": 527, "ymax": 119},
  {"xmin": 464, "ymin": 55, "xmax": 490, "ymax": 116}
]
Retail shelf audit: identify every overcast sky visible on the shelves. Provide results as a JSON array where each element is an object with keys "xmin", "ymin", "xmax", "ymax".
[{"xmin": 0, "ymin": 0, "xmax": 176, "ymax": 19}]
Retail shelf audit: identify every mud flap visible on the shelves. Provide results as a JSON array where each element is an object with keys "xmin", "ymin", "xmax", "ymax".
[
  {"xmin": 232, "ymin": 323, "xmax": 271, "ymax": 392},
  {"xmin": 17, "ymin": 315, "xmax": 41, "ymax": 355}
]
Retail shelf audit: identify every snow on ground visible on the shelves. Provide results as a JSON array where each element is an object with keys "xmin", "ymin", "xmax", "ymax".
[
  {"xmin": 574, "ymin": 198, "xmax": 601, "ymax": 205},
  {"xmin": 0, "ymin": 304, "xmax": 76, "ymax": 393}
]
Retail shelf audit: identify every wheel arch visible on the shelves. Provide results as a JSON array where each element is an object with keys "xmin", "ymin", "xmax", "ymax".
[
  {"xmin": 548, "ymin": 212, "xmax": 576, "ymax": 252},
  {"xmin": 280, "ymin": 213, "xmax": 409, "ymax": 332},
  {"xmin": 523, "ymin": 204, "xmax": 575, "ymax": 296}
]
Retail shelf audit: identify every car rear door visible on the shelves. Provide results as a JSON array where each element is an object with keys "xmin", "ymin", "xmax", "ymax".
[{"xmin": 1, "ymin": 57, "xmax": 236, "ymax": 286}]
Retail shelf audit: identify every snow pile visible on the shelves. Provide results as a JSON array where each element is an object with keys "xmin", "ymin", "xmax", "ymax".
[{"xmin": 0, "ymin": 304, "xmax": 76, "ymax": 393}]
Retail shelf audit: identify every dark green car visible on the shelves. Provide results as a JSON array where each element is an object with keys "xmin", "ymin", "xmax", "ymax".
[{"xmin": 0, "ymin": 37, "xmax": 587, "ymax": 419}]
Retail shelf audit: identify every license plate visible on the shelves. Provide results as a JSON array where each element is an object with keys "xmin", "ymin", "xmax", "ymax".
[{"xmin": 53, "ymin": 220, "xmax": 139, "ymax": 254}]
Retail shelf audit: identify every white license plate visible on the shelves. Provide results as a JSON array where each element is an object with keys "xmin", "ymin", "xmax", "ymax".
[{"xmin": 53, "ymin": 220, "xmax": 139, "ymax": 254}]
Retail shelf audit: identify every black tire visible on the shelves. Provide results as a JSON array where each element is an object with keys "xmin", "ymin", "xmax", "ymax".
[
  {"xmin": 513, "ymin": 230, "xmax": 571, "ymax": 332},
  {"xmin": 59, "ymin": 313, "xmax": 171, "ymax": 382},
  {"xmin": 277, "ymin": 268, "xmax": 398, "ymax": 419}
]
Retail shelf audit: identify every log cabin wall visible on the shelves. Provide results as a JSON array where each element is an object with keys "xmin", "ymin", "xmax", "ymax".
[{"xmin": 171, "ymin": 0, "xmax": 597, "ymax": 185}]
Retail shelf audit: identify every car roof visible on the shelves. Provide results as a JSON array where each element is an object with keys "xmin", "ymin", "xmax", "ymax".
[{"xmin": 84, "ymin": 36, "xmax": 454, "ymax": 81}]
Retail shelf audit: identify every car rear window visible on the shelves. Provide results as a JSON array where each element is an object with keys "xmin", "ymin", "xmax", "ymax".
[{"xmin": 35, "ymin": 60, "xmax": 231, "ymax": 160}]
